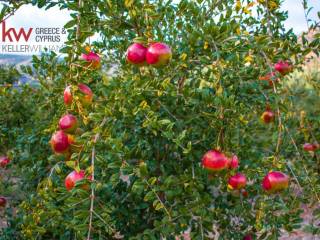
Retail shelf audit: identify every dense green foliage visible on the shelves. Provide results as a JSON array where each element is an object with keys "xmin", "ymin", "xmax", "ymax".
[{"xmin": 0, "ymin": 0, "xmax": 319, "ymax": 239}]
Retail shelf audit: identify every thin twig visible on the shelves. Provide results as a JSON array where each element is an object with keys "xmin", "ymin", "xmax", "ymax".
[
  {"xmin": 93, "ymin": 210, "xmax": 115, "ymax": 232},
  {"xmin": 76, "ymin": 0, "xmax": 82, "ymax": 42},
  {"xmin": 260, "ymin": 50, "xmax": 282, "ymax": 158},
  {"xmin": 145, "ymin": 180, "xmax": 172, "ymax": 220},
  {"xmin": 87, "ymin": 117, "xmax": 107, "ymax": 240},
  {"xmin": 199, "ymin": 217, "xmax": 204, "ymax": 240},
  {"xmin": 45, "ymin": 161, "xmax": 62, "ymax": 190},
  {"xmin": 0, "ymin": 1, "xmax": 26, "ymax": 24},
  {"xmin": 157, "ymin": 100, "xmax": 178, "ymax": 122},
  {"xmin": 265, "ymin": 0, "xmax": 272, "ymax": 36},
  {"xmin": 301, "ymin": 0, "xmax": 310, "ymax": 30},
  {"xmin": 285, "ymin": 127, "xmax": 320, "ymax": 202}
]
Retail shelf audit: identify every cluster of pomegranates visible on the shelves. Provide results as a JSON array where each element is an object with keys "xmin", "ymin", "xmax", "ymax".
[
  {"xmin": 201, "ymin": 149, "xmax": 289, "ymax": 193},
  {"xmin": 0, "ymin": 155, "xmax": 10, "ymax": 208},
  {"xmin": 258, "ymin": 60, "xmax": 293, "ymax": 124},
  {"xmin": 126, "ymin": 42, "xmax": 172, "ymax": 67},
  {"xmin": 50, "ymin": 114, "xmax": 77, "ymax": 155},
  {"xmin": 49, "ymin": 82, "xmax": 95, "ymax": 191}
]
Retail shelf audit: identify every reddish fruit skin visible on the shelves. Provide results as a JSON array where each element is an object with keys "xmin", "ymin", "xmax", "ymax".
[
  {"xmin": 242, "ymin": 190, "xmax": 249, "ymax": 198},
  {"xmin": 0, "ymin": 156, "xmax": 10, "ymax": 168},
  {"xmin": 64, "ymin": 86, "xmax": 73, "ymax": 105},
  {"xmin": 228, "ymin": 155, "xmax": 239, "ymax": 169},
  {"xmin": 228, "ymin": 173, "xmax": 247, "ymax": 190},
  {"xmin": 81, "ymin": 51, "xmax": 101, "ymax": 69},
  {"xmin": 274, "ymin": 61, "xmax": 292, "ymax": 75},
  {"xmin": 202, "ymin": 150, "xmax": 229, "ymax": 172},
  {"xmin": 262, "ymin": 171, "xmax": 289, "ymax": 192},
  {"xmin": 78, "ymin": 83, "xmax": 93, "ymax": 106},
  {"xmin": 146, "ymin": 42, "xmax": 172, "ymax": 67},
  {"xmin": 65, "ymin": 170, "xmax": 91, "ymax": 191},
  {"xmin": 0, "ymin": 197, "xmax": 6, "ymax": 207},
  {"xmin": 261, "ymin": 110, "xmax": 275, "ymax": 123},
  {"xmin": 303, "ymin": 143, "xmax": 319, "ymax": 152},
  {"xmin": 59, "ymin": 114, "xmax": 78, "ymax": 134},
  {"xmin": 259, "ymin": 72, "xmax": 278, "ymax": 87},
  {"xmin": 65, "ymin": 170, "xmax": 85, "ymax": 191},
  {"xmin": 243, "ymin": 235, "xmax": 253, "ymax": 240},
  {"xmin": 50, "ymin": 130, "xmax": 71, "ymax": 154},
  {"xmin": 126, "ymin": 43, "xmax": 147, "ymax": 65}
]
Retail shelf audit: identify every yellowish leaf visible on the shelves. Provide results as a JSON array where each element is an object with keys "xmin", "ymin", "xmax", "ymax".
[
  {"xmin": 244, "ymin": 55, "xmax": 253, "ymax": 63},
  {"xmin": 180, "ymin": 53, "xmax": 187, "ymax": 61},
  {"xmin": 216, "ymin": 85, "xmax": 223, "ymax": 96},
  {"xmin": 139, "ymin": 100, "xmax": 149, "ymax": 109},
  {"xmin": 236, "ymin": 27, "xmax": 241, "ymax": 35},
  {"xmin": 125, "ymin": 0, "xmax": 134, "ymax": 8},
  {"xmin": 204, "ymin": 41, "xmax": 209, "ymax": 50}
]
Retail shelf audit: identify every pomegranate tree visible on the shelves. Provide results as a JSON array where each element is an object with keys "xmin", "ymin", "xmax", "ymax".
[{"xmin": 0, "ymin": 0, "xmax": 319, "ymax": 239}]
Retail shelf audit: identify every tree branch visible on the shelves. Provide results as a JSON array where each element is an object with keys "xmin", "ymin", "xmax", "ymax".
[{"xmin": 87, "ymin": 117, "xmax": 107, "ymax": 240}]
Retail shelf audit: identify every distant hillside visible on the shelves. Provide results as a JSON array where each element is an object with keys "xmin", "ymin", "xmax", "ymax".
[
  {"xmin": 0, "ymin": 54, "xmax": 32, "ymax": 66},
  {"xmin": 0, "ymin": 55, "xmax": 35, "ymax": 86}
]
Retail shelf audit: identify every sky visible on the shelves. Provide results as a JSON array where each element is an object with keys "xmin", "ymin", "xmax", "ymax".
[{"xmin": 0, "ymin": 0, "xmax": 319, "ymax": 55}]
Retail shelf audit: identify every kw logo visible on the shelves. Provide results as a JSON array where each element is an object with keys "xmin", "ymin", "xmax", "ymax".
[{"xmin": 1, "ymin": 21, "xmax": 33, "ymax": 42}]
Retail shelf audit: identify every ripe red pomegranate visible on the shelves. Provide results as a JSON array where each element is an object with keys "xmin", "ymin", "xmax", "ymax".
[
  {"xmin": 65, "ymin": 170, "xmax": 91, "ymax": 191},
  {"xmin": 59, "ymin": 114, "xmax": 78, "ymax": 134},
  {"xmin": 261, "ymin": 109, "xmax": 275, "ymax": 123},
  {"xmin": 50, "ymin": 130, "xmax": 71, "ymax": 154},
  {"xmin": 0, "ymin": 197, "xmax": 6, "ymax": 207},
  {"xmin": 146, "ymin": 42, "xmax": 172, "ymax": 67},
  {"xmin": 202, "ymin": 149, "xmax": 229, "ymax": 172},
  {"xmin": 126, "ymin": 43, "xmax": 147, "ymax": 65},
  {"xmin": 81, "ymin": 51, "xmax": 101, "ymax": 69},
  {"xmin": 303, "ymin": 143, "xmax": 319, "ymax": 152},
  {"xmin": 64, "ymin": 86, "xmax": 73, "ymax": 105},
  {"xmin": 228, "ymin": 173, "xmax": 247, "ymax": 190},
  {"xmin": 78, "ymin": 83, "xmax": 93, "ymax": 106},
  {"xmin": 259, "ymin": 72, "xmax": 278, "ymax": 87},
  {"xmin": 228, "ymin": 155, "xmax": 239, "ymax": 169},
  {"xmin": 0, "ymin": 156, "xmax": 10, "ymax": 168},
  {"xmin": 262, "ymin": 171, "xmax": 289, "ymax": 192},
  {"xmin": 274, "ymin": 60, "xmax": 292, "ymax": 75}
]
